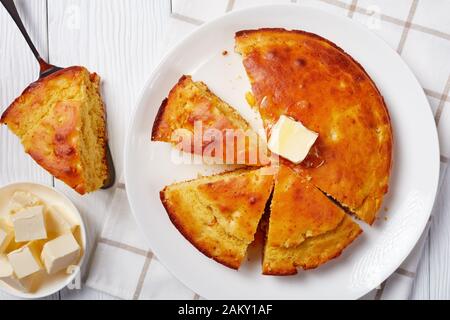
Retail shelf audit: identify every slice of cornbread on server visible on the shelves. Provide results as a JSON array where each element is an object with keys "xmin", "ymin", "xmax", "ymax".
[
  {"xmin": 263, "ymin": 166, "xmax": 362, "ymax": 275},
  {"xmin": 160, "ymin": 167, "xmax": 274, "ymax": 269},
  {"xmin": 152, "ymin": 75, "xmax": 269, "ymax": 166},
  {"xmin": 1, "ymin": 66, "xmax": 109, "ymax": 194}
]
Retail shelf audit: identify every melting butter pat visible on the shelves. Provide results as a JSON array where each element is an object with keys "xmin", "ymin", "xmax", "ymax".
[
  {"xmin": 0, "ymin": 255, "xmax": 34, "ymax": 292},
  {"xmin": 7, "ymin": 242, "xmax": 43, "ymax": 279},
  {"xmin": 268, "ymin": 115, "xmax": 318, "ymax": 164},
  {"xmin": 12, "ymin": 206, "xmax": 47, "ymax": 242},
  {"xmin": 45, "ymin": 206, "xmax": 78, "ymax": 237},
  {"xmin": 41, "ymin": 233, "xmax": 80, "ymax": 275}
]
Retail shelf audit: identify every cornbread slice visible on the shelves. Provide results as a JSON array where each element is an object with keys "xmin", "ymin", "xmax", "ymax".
[
  {"xmin": 1, "ymin": 66, "xmax": 108, "ymax": 194},
  {"xmin": 160, "ymin": 168, "xmax": 274, "ymax": 269},
  {"xmin": 263, "ymin": 166, "xmax": 361, "ymax": 275},
  {"xmin": 235, "ymin": 29, "xmax": 392, "ymax": 224},
  {"xmin": 152, "ymin": 75, "xmax": 269, "ymax": 166}
]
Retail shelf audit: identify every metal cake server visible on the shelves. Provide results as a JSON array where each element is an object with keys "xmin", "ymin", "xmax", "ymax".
[{"xmin": 1, "ymin": 0, "xmax": 115, "ymax": 189}]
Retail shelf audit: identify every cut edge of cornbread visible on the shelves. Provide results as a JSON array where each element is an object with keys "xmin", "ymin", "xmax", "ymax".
[
  {"xmin": 235, "ymin": 28, "xmax": 393, "ymax": 225},
  {"xmin": 160, "ymin": 167, "xmax": 274, "ymax": 269},
  {"xmin": 262, "ymin": 214, "xmax": 362, "ymax": 275},
  {"xmin": 77, "ymin": 72, "xmax": 108, "ymax": 193},
  {"xmin": 262, "ymin": 166, "xmax": 362, "ymax": 276},
  {"xmin": 151, "ymin": 75, "xmax": 251, "ymax": 142},
  {"xmin": 151, "ymin": 75, "xmax": 269, "ymax": 166}
]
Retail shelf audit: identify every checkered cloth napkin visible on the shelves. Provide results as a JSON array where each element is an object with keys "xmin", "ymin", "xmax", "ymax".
[{"xmin": 85, "ymin": 0, "xmax": 450, "ymax": 300}]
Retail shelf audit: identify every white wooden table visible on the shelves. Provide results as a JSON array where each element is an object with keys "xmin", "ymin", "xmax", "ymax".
[{"xmin": 0, "ymin": 0, "xmax": 445, "ymax": 300}]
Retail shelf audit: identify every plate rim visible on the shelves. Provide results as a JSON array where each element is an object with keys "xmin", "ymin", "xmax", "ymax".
[{"xmin": 124, "ymin": 3, "xmax": 440, "ymax": 300}]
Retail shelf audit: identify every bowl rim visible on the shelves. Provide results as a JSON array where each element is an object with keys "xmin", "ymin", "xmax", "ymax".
[{"xmin": 0, "ymin": 181, "xmax": 87, "ymax": 299}]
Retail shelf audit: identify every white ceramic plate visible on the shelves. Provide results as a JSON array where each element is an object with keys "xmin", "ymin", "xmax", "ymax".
[
  {"xmin": 124, "ymin": 4, "xmax": 440, "ymax": 299},
  {"xmin": 0, "ymin": 182, "xmax": 86, "ymax": 299}
]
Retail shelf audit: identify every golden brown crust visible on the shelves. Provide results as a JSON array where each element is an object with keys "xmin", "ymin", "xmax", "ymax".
[
  {"xmin": 0, "ymin": 66, "xmax": 108, "ymax": 194},
  {"xmin": 267, "ymin": 166, "xmax": 345, "ymax": 248},
  {"xmin": 235, "ymin": 28, "xmax": 393, "ymax": 225},
  {"xmin": 160, "ymin": 168, "xmax": 274, "ymax": 270},
  {"xmin": 151, "ymin": 75, "xmax": 269, "ymax": 166},
  {"xmin": 151, "ymin": 75, "xmax": 191, "ymax": 141},
  {"xmin": 263, "ymin": 215, "xmax": 362, "ymax": 275},
  {"xmin": 262, "ymin": 165, "xmax": 361, "ymax": 275},
  {"xmin": 161, "ymin": 189, "xmax": 241, "ymax": 269},
  {"xmin": 26, "ymin": 100, "xmax": 86, "ymax": 194},
  {"xmin": 1, "ymin": 66, "xmax": 86, "ymax": 129},
  {"xmin": 151, "ymin": 98, "xmax": 169, "ymax": 141}
]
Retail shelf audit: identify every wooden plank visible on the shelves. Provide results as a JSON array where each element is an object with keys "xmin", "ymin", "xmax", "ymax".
[
  {"xmin": 0, "ymin": 0, "xmax": 57, "ymax": 300},
  {"xmin": 46, "ymin": 0, "xmax": 171, "ymax": 299},
  {"xmin": 429, "ymin": 169, "xmax": 450, "ymax": 299},
  {"xmin": 0, "ymin": 0, "xmax": 53, "ymax": 186},
  {"xmin": 47, "ymin": 0, "xmax": 171, "ymax": 177},
  {"xmin": 411, "ymin": 235, "xmax": 430, "ymax": 299},
  {"xmin": 60, "ymin": 286, "xmax": 119, "ymax": 300}
]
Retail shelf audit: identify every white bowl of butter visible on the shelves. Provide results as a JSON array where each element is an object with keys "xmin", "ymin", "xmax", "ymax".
[{"xmin": 0, "ymin": 182, "xmax": 86, "ymax": 299}]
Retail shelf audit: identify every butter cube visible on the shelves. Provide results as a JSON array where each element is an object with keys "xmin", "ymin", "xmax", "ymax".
[
  {"xmin": 268, "ymin": 115, "xmax": 319, "ymax": 164},
  {"xmin": 0, "ymin": 226, "xmax": 14, "ymax": 254},
  {"xmin": 2, "ymin": 218, "xmax": 25, "ymax": 253},
  {"xmin": 41, "ymin": 233, "xmax": 80, "ymax": 274},
  {"xmin": 0, "ymin": 255, "xmax": 34, "ymax": 292},
  {"xmin": 45, "ymin": 206, "xmax": 78, "ymax": 237},
  {"xmin": 7, "ymin": 242, "xmax": 43, "ymax": 279},
  {"xmin": 6, "ymin": 191, "xmax": 42, "ymax": 215},
  {"xmin": 12, "ymin": 206, "xmax": 47, "ymax": 242}
]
